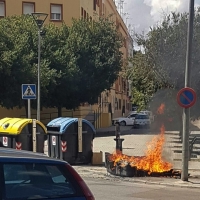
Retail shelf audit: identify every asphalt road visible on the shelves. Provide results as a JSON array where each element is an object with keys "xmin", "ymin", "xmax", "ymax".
[{"xmin": 84, "ymin": 177, "xmax": 200, "ymax": 200}]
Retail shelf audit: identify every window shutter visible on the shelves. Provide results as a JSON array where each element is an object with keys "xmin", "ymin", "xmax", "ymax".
[
  {"xmin": 0, "ymin": 2, "xmax": 5, "ymax": 16},
  {"xmin": 51, "ymin": 5, "xmax": 61, "ymax": 14},
  {"xmin": 23, "ymin": 3, "xmax": 34, "ymax": 15}
]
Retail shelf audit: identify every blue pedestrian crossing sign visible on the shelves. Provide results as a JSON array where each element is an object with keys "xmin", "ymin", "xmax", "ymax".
[{"xmin": 22, "ymin": 84, "xmax": 36, "ymax": 100}]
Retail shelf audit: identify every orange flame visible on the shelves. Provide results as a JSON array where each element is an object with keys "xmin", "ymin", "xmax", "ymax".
[
  {"xmin": 109, "ymin": 103, "xmax": 173, "ymax": 174},
  {"xmin": 130, "ymin": 125, "xmax": 172, "ymax": 173},
  {"xmin": 157, "ymin": 103, "xmax": 165, "ymax": 114}
]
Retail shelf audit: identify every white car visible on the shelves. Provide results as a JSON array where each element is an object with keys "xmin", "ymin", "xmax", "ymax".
[
  {"xmin": 112, "ymin": 112, "xmax": 137, "ymax": 126},
  {"xmin": 133, "ymin": 113, "xmax": 151, "ymax": 128},
  {"xmin": 129, "ymin": 110, "xmax": 154, "ymax": 123},
  {"xmin": 140, "ymin": 110, "xmax": 154, "ymax": 122}
]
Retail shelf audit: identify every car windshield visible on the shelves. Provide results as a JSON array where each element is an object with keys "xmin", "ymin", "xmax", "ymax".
[
  {"xmin": 2, "ymin": 163, "xmax": 83, "ymax": 200},
  {"xmin": 126, "ymin": 113, "xmax": 137, "ymax": 118},
  {"xmin": 135, "ymin": 114, "xmax": 149, "ymax": 119}
]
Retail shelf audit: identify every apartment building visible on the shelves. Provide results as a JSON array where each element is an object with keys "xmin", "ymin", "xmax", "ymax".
[
  {"xmin": 99, "ymin": 0, "xmax": 133, "ymax": 118},
  {"xmin": 0, "ymin": 0, "xmax": 100, "ymax": 24},
  {"xmin": 0, "ymin": 0, "xmax": 133, "ymax": 123}
]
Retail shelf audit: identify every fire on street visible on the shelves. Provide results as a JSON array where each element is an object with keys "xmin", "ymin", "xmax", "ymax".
[{"xmin": 106, "ymin": 104, "xmax": 181, "ymax": 177}]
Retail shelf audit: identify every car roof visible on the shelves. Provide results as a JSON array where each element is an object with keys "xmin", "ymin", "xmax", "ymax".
[
  {"xmin": 0, "ymin": 147, "xmax": 67, "ymax": 164},
  {"xmin": 129, "ymin": 111, "xmax": 149, "ymax": 115},
  {"xmin": 135, "ymin": 113, "xmax": 149, "ymax": 117}
]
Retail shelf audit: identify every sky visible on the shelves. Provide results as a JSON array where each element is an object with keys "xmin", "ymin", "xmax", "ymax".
[{"xmin": 116, "ymin": 0, "xmax": 200, "ymax": 34}]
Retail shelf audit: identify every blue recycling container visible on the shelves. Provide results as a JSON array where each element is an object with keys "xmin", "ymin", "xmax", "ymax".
[{"xmin": 46, "ymin": 117, "xmax": 96, "ymax": 164}]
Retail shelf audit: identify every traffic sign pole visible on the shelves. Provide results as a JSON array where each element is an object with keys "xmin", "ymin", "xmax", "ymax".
[
  {"xmin": 32, "ymin": 119, "xmax": 37, "ymax": 153},
  {"xmin": 182, "ymin": 0, "xmax": 194, "ymax": 182},
  {"xmin": 28, "ymin": 99, "xmax": 31, "ymax": 119}
]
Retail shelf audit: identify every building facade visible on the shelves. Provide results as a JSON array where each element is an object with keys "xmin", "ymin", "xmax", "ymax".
[{"xmin": 0, "ymin": 0, "xmax": 133, "ymax": 125}]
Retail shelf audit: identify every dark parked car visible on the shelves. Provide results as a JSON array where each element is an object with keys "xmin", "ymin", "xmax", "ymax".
[{"xmin": 0, "ymin": 148, "xmax": 95, "ymax": 200}]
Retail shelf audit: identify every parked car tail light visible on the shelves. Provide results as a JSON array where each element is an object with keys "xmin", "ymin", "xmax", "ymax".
[{"xmin": 66, "ymin": 164, "xmax": 95, "ymax": 200}]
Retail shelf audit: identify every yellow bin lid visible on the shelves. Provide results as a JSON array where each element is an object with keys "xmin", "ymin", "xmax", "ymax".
[{"xmin": 0, "ymin": 118, "xmax": 47, "ymax": 135}]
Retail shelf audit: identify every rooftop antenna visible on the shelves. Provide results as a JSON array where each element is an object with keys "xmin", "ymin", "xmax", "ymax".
[
  {"xmin": 118, "ymin": 0, "xmax": 125, "ymax": 16},
  {"xmin": 123, "ymin": 13, "xmax": 130, "ymax": 25},
  {"xmin": 128, "ymin": 24, "xmax": 135, "ymax": 39}
]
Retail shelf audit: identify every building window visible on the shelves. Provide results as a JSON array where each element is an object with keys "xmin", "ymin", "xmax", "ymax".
[
  {"xmin": 23, "ymin": 2, "xmax": 35, "ymax": 15},
  {"xmin": 81, "ymin": 7, "xmax": 83, "ymax": 18},
  {"xmin": 102, "ymin": 3, "xmax": 104, "ymax": 15},
  {"xmin": 115, "ymin": 98, "xmax": 118, "ymax": 110},
  {"xmin": 119, "ymin": 99, "xmax": 121, "ymax": 110},
  {"xmin": 126, "ymin": 100, "xmax": 128, "ymax": 110},
  {"xmin": 96, "ymin": 0, "xmax": 100, "ymax": 7},
  {"xmin": 0, "ymin": 1, "xmax": 5, "ymax": 18},
  {"xmin": 84, "ymin": 10, "xmax": 86, "ymax": 19},
  {"xmin": 93, "ymin": 0, "xmax": 96, "ymax": 11},
  {"xmin": 50, "ymin": 4, "xmax": 62, "ymax": 21},
  {"xmin": 124, "ymin": 37, "xmax": 127, "ymax": 48}
]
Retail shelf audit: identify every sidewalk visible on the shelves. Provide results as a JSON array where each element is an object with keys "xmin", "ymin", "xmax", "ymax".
[
  {"xmin": 86, "ymin": 128, "xmax": 200, "ymax": 188},
  {"xmin": 73, "ymin": 165, "xmax": 200, "ymax": 189},
  {"xmin": 44, "ymin": 126, "xmax": 200, "ymax": 188}
]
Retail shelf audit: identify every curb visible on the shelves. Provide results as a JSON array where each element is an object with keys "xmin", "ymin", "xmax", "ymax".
[
  {"xmin": 109, "ymin": 175, "xmax": 200, "ymax": 189},
  {"xmin": 96, "ymin": 131, "xmax": 115, "ymax": 137},
  {"xmin": 76, "ymin": 169, "xmax": 200, "ymax": 189}
]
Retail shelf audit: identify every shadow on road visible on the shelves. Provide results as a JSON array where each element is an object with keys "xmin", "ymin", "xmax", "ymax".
[
  {"xmin": 95, "ymin": 119, "xmax": 200, "ymax": 138},
  {"xmin": 95, "ymin": 127, "xmax": 160, "ymax": 138}
]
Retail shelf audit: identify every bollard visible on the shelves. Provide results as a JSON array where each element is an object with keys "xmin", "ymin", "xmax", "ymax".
[
  {"xmin": 114, "ymin": 138, "xmax": 124, "ymax": 152},
  {"xmin": 115, "ymin": 122, "xmax": 120, "ymax": 139},
  {"xmin": 114, "ymin": 122, "xmax": 125, "ymax": 152}
]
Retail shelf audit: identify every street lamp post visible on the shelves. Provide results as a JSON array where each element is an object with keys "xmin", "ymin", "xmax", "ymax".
[{"xmin": 32, "ymin": 13, "xmax": 48, "ymax": 121}]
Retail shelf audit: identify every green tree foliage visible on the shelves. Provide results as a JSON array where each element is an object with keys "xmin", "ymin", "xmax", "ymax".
[
  {"xmin": 129, "ymin": 10, "xmax": 200, "ymax": 121},
  {"xmin": 0, "ymin": 15, "xmax": 57, "ymax": 110},
  {"xmin": 0, "ymin": 15, "xmax": 123, "ymax": 114},
  {"xmin": 40, "ymin": 23, "xmax": 79, "ymax": 113},
  {"xmin": 69, "ymin": 18, "xmax": 123, "ymax": 104},
  {"xmin": 43, "ymin": 18, "xmax": 123, "ymax": 113},
  {"xmin": 127, "ymin": 52, "xmax": 158, "ymax": 110}
]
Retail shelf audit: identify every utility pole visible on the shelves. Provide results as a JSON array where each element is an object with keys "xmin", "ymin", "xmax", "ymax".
[{"xmin": 181, "ymin": 0, "xmax": 194, "ymax": 181}]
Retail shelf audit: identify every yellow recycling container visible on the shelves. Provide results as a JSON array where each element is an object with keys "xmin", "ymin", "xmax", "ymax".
[{"xmin": 0, "ymin": 117, "xmax": 47, "ymax": 152}]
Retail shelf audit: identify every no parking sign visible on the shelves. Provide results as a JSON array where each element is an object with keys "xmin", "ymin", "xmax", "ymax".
[
  {"xmin": 52, "ymin": 136, "xmax": 56, "ymax": 146},
  {"xmin": 177, "ymin": 87, "xmax": 197, "ymax": 108},
  {"xmin": 3, "ymin": 137, "xmax": 8, "ymax": 147}
]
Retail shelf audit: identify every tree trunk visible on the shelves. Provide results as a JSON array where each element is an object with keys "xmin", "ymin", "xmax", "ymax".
[{"xmin": 58, "ymin": 106, "xmax": 62, "ymax": 117}]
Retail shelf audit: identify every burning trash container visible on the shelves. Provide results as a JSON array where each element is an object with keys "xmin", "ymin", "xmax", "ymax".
[{"xmin": 47, "ymin": 117, "xmax": 96, "ymax": 164}]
